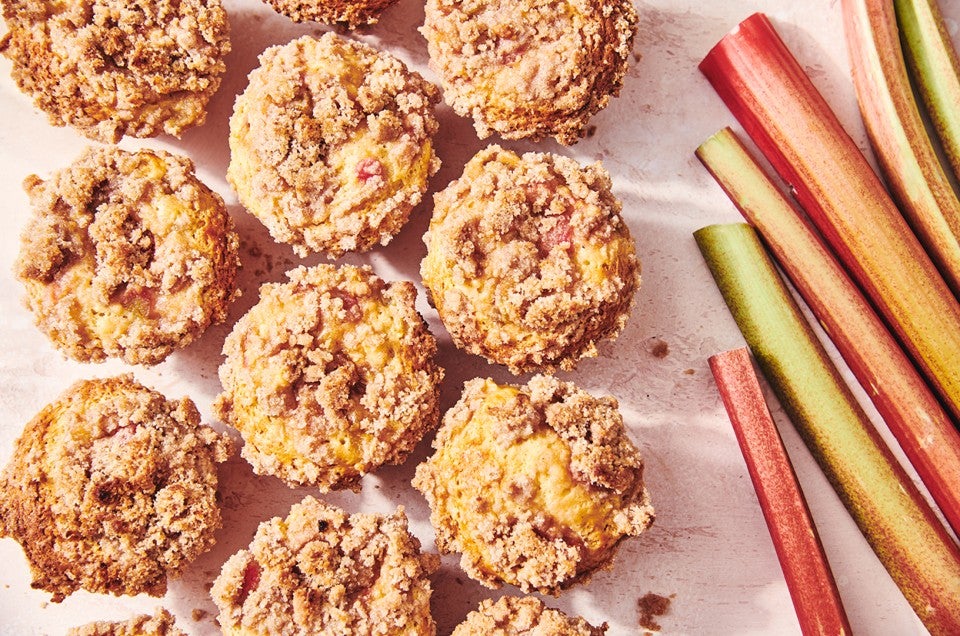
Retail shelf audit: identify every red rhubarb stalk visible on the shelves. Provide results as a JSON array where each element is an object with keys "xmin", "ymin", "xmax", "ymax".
[
  {"xmin": 895, "ymin": 0, "xmax": 960, "ymax": 184},
  {"xmin": 842, "ymin": 0, "xmax": 960, "ymax": 298},
  {"xmin": 699, "ymin": 12, "xmax": 960, "ymax": 423},
  {"xmin": 695, "ymin": 223, "xmax": 960, "ymax": 635},
  {"xmin": 709, "ymin": 347, "xmax": 852, "ymax": 636},
  {"xmin": 697, "ymin": 126, "xmax": 960, "ymax": 539}
]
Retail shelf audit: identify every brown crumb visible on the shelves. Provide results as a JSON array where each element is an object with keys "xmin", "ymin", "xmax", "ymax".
[
  {"xmin": 647, "ymin": 338, "xmax": 669, "ymax": 359},
  {"xmin": 190, "ymin": 609, "xmax": 208, "ymax": 622},
  {"xmin": 637, "ymin": 592, "xmax": 672, "ymax": 633}
]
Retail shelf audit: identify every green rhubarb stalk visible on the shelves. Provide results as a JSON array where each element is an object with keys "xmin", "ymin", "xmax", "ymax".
[
  {"xmin": 842, "ymin": 0, "xmax": 960, "ymax": 298},
  {"xmin": 695, "ymin": 223, "xmax": 960, "ymax": 635},
  {"xmin": 699, "ymin": 12, "xmax": 960, "ymax": 423},
  {"xmin": 697, "ymin": 127, "xmax": 960, "ymax": 539},
  {"xmin": 709, "ymin": 347, "xmax": 852, "ymax": 636},
  {"xmin": 896, "ymin": 0, "xmax": 960, "ymax": 183}
]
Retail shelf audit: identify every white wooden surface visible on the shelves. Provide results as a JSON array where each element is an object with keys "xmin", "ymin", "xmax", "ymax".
[{"xmin": 0, "ymin": 0, "xmax": 947, "ymax": 633}]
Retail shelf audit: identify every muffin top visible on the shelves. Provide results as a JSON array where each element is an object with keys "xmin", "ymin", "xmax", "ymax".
[
  {"xmin": 228, "ymin": 32, "xmax": 440, "ymax": 257},
  {"xmin": 0, "ymin": 375, "xmax": 234, "ymax": 602},
  {"xmin": 421, "ymin": 0, "xmax": 638, "ymax": 144},
  {"xmin": 214, "ymin": 264, "xmax": 443, "ymax": 491},
  {"xmin": 15, "ymin": 146, "xmax": 240, "ymax": 366},
  {"xmin": 262, "ymin": 0, "xmax": 400, "ymax": 28},
  {"xmin": 67, "ymin": 608, "xmax": 186, "ymax": 636},
  {"xmin": 413, "ymin": 375, "xmax": 654, "ymax": 594},
  {"xmin": 452, "ymin": 596, "xmax": 607, "ymax": 636},
  {"xmin": 421, "ymin": 145, "xmax": 640, "ymax": 374},
  {"xmin": 0, "ymin": 0, "xmax": 230, "ymax": 142},
  {"xmin": 211, "ymin": 497, "xmax": 439, "ymax": 635}
]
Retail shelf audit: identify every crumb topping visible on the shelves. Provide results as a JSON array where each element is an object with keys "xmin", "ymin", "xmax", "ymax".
[
  {"xmin": 421, "ymin": 0, "xmax": 638, "ymax": 144},
  {"xmin": 263, "ymin": 0, "xmax": 400, "ymax": 28},
  {"xmin": 421, "ymin": 145, "xmax": 640, "ymax": 374},
  {"xmin": 228, "ymin": 33, "xmax": 441, "ymax": 257},
  {"xmin": 452, "ymin": 596, "xmax": 607, "ymax": 636},
  {"xmin": 413, "ymin": 375, "xmax": 654, "ymax": 594},
  {"xmin": 214, "ymin": 264, "xmax": 443, "ymax": 490},
  {"xmin": 14, "ymin": 146, "xmax": 241, "ymax": 366},
  {"xmin": 67, "ymin": 608, "xmax": 186, "ymax": 636},
  {"xmin": 0, "ymin": 375, "xmax": 234, "ymax": 602},
  {"xmin": 211, "ymin": 497, "xmax": 439, "ymax": 635},
  {"xmin": 0, "ymin": 0, "xmax": 230, "ymax": 142}
]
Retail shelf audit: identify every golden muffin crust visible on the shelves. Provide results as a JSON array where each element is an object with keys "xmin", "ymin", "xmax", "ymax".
[
  {"xmin": 14, "ymin": 146, "xmax": 241, "ymax": 366},
  {"xmin": 421, "ymin": 145, "xmax": 640, "ymax": 375},
  {"xmin": 0, "ymin": 0, "xmax": 230, "ymax": 142},
  {"xmin": 0, "ymin": 375, "xmax": 234, "ymax": 603},
  {"xmin": 413, "ymin": 375, "xmax": 654, "ymax": 595},
  {"xmin": 421, "ymin": 0, "xmax": 638, "ymax": 144},
  {"xmin": 68, "ymin": 608, "xmax": 186, "ymax": 636},
  {"xmin": 262, "ymin": 0, "xmax": 400, "ymax": 28},
  {"xmin": 452, "ymin": 596, "xmax": 607, "ymax": 636},
  {"xmin": 214, "ymin": 264, "xmax": 443, "ymax": 491},
  {"xmin": 211, "ymin": 496, "xmax": 439, "ymax": 635},
  {"xmin": 228, "ymin": 33, "xmax": 441, "ymax": 258}
]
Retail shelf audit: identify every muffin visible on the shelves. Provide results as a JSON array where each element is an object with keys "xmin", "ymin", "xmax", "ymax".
[
  {"xmin": 211, "ymin": 496, "xmax": 439, "ymax": 635},
  {"xmin": 262, "ymin": 0, "xmax": 400, "ymax": 28},
  {"xmin": 214, "ymin": 264, "xmax": 443, "ymax": 491},
  {"xmin": 0, "ymin": 375, "xmax": 234, "ymax": 602},
  {"xmin": 421, "ymin": 0, "xmax": 638, "ymax": 144},
  {"xmin": 68, "ymin": 608, "xmax": 186, "ymax": 636},
  {"xmin": 228, "ymin": 33, "xmax": 441, "ymax": 258},
  {"xmin": 14, "ymin": 146, "xmax": 241, "ymax": 366},
  {"xmin": 421, "ymin": 145, "xmax": 640, "ymax": 375},
  {"xmin": 413, "ymin": 375, "xmax": 654, "ymax": 594},
  {"xmin": 452, "ymin": 596, "xmax": 607, "ymax": 636},
  {"xmin": 0, "ymin": 0, "xmax": 230, "ymax": 142}
]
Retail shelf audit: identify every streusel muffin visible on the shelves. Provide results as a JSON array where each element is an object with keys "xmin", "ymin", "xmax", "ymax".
[
  {"xmin": 228, "ymin": 33, "xmax": 441, "ymax": 257},
  {"xmin": 0, "ymin": 375, "xmax": 234, "ymax": 602},
  {"xmin": 211, "ymin": 497, "xmax": 439, "ymax": 635},
  {"xmin": 452, "ymin": 596, "xmax": 607, "ymax": 636},
  {"xmin": 68, "ymin": 608, "xmax": 186, "ymax": 636},
  {"xmin": 262, "ymin": 0, "xmax": 400, "ymax": 28},
  {"xmin": 421, "ymin": 145, "xmax": 640, "ymax": 375},
  {"xmin": 0, "ymin": 0, "xmax": 230, "ymax": 142},
  {"xmin": 14, "ymin": 146, "xmax": 241, "ymax": 366},
  {"xmin": 214, "ymin": 264, "xmax": 443, "ymax": 491},
  {"xmin": 421, "ymin": 0, "xmax": 638, "ymax": 144},
  {"xmin": 413, "ymin": 375, "xmax": 654, "ymax": 595}
]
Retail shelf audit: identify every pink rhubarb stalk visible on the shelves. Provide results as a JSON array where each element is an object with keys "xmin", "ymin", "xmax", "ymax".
[
  {"xmin": 710, "ymin": 347, "xmax": 852, "ymax": 636},
  {"xmin": 697, "ymin": 126, "xmax": 960, "ymax": 539},
  {"xmin": 842, "ymin": 0, "xmax": 960, "ymax": 298},
  {"xmin": 699, "ymin": 12, "xmax": 960, "ymax": 423}
]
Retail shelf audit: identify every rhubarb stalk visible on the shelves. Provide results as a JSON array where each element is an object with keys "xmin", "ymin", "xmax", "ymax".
[
  {"xmin": 695, "ymin": 223, "xmax": 960, "ymax": 634},
  {"xmin": 709, "ymin": 347, "xmax": 852, "ymax": 636},
  {"xmin": 699, "ymin": 12, "xmax": 960, "ymax": 423},
  {"xmin": 895, "ymin": 0, "xmax": 960, "ymax": 183},
  {"xmin": 697, "ymin": 127, "xmax": 960, "ymax": 538},
  {"xmin": 842, "ymin": 0, "xmax": 960, "ymax": 298}
]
